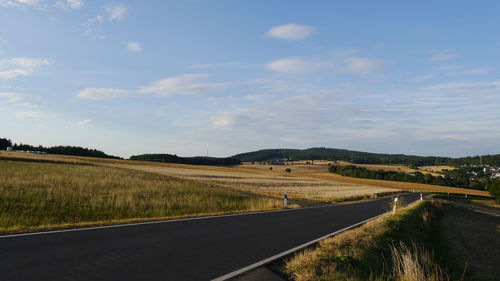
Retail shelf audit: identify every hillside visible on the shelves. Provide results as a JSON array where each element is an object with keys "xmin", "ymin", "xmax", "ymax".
[
  {"xmin": 129, "ymin": 153, "xmax": 241, "ymax": 166},
  {"xmin": 233, "ymin": 147, "xmax": 500, "ymax": 166}
]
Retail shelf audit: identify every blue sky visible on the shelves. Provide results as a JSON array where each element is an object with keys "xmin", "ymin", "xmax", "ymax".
[{"xmin": 1, "ymin": 0, "xmax": 500, "ymax": 158}]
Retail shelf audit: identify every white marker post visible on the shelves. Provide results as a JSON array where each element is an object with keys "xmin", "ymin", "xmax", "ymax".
[
  {"xmin": 465, "ymin": 194, "xmax": 468, "ymax": 198},
  {"xmin": 374, "ymin": 193, "xmax": 377, "ymax": 199},
  {"xmin": 420, "ymin": 193, "xmax": 423, "ymax": 201},
  {"xmin": 284, "ymin": 192, "xmax": 288, "ymax": 208},
  {"xmin": 393, "ymin": 197, "xmax": 398, "ymax": 214}
]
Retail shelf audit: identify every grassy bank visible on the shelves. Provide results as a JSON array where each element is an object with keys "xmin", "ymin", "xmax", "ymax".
[
  {"xmin": 284, "ymin": 201, "xmax": 449, "ymax": 281},
  {"xmin": 439, "ymin": 206, "xmax": 499, "ymax": 281},
  {"xmin": 0, "ymin": 160, "xmax": 281, "ymax": 233}
]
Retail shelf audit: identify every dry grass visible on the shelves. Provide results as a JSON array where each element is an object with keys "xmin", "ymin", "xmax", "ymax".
[
  {"xmin": 0, "ymin": 160, "xmax": 282, "ymax": 233},
  {"xmin": 440, "ymin": 206, "xmax": 500, "ymax": 281},
  {"xmin": 419, "ymin": 166, "xmax": 456, "ymax": 173},
  {"xmin": 284, "ymin": 201, "xmax": 450, "ymax": 281},
  {"xmin": 390, "ymin": 242, "xmax": 449, "ymax": 281},
  {"xmin": 102, "ymin": 163, "xmax": 396, "ymax": 203}
]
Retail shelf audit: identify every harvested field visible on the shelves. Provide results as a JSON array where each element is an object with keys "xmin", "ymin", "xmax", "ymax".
[
  {"xmin": 103, "ymin": 163, "xmax": 396, "ymax": 203},
  {"xmin": 296, "ymin": 172, "xmax": 491, "ymax": 197}
]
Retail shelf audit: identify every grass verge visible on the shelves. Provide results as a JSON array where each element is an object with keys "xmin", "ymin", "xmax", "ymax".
[
  {"xmin": 0, "ymin": 160, "xmax": 281, "ymax": 234},
  {"xmin": 284, "ymin": 201, "xmax": 450, "ymax": 281}
]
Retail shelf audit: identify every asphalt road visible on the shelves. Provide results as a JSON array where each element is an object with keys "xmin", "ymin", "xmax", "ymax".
[{"xmin": 0, "ymin": 193, "xmax": 420, "ymax": 281}]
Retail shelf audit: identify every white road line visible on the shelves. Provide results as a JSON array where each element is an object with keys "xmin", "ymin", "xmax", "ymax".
[
  {"xmin": 0, "ymin": 193, "xmax": 413, "ymax": 239},
  {"xmin": 212, "ymin": 195, "xmax": 421, "ymax": 281},
  {"xmin": 0, "ymin": 205, "xmax": 329, "ymax": 239}
]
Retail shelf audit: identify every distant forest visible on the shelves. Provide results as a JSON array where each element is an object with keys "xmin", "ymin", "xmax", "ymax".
[
  {"xmin": 130, "ymin": 154, "xmax": 241, "ymax": 166},
  {"xmin": 233, "ymin": 147, "xmax": 500, "ymax": 167},
  {"xmin": 0, "ymin": 138, "xmax": 121, "ymax": 159},
  {"xmin": 328, "ymin": 164, "xmax": 495, "ymax": 190}
]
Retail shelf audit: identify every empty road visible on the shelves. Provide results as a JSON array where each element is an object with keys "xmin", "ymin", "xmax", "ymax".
[{"xmin": 0, "ymin": 193, "xmax": 420, "ymax": 281}]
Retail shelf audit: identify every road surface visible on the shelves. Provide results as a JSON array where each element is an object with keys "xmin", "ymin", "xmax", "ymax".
[{"xmin": 0, "ymin": 193, "xmax": 420, "ymax": 281}]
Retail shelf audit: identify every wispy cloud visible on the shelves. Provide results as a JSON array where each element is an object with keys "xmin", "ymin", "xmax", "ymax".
[
  {"xmin": 409, "ymin": 74, "xmax": 435, "ymax": 83},
  {"xmin": 265, "ymin": 24, "xmax": 314, "ymax": 40},
  {"xmin": 428, "ymin": 50, "xmax": 459, "ymax": 62},
  {"xmin": 1, "ymin": 0, "xmax": 84, "ymax": 10},
  {"xmin": 344, "ymin": 57, "xmax": 387, "ymax": 75},
  {"xmin": 0, "ymin": 57, "xmax": 51, "ymax": 79},
  {"xmin": 77, "ymin": 119, "xmax": 92, "ymax": 126},
  {"xmin": 104, "ymin": 3, "xmax": 128, "ymax": 21},
  {"xmin": 126, "ymin": 41, "xmax": 142, "ymax": 53},
  {"xmin": 55, "ymin": 0, "xmax": 84, "ymax": 10},
  {"xmin": 139, "ymin": 74, "xmax": 232, "ymax": 97},
  {"xmin": 0, "ymin": 92, "xmax": 25, "ymax": 102},
  {"xmin": 266, "ymin": 58, "xmax": 325, "ymax": 74},
  {"xmin": 76, "ymin": 88, "xmax": 129, "ymax": 100},
  {"xmin": 84, "ymin": 3, "xmax": 128, "ymax": 34},
  {"xmin": 15, "ymin": 111, "xmax": 50, "ymax": 119},
  {"xmin": 0, "ymin": 0, "xmax": 42, "ymax": 8}
]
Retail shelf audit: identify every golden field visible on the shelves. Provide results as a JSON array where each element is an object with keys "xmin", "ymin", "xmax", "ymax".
[{"xmin": 0, "ymin": 159, "xmax": 282, "ymax": 233}]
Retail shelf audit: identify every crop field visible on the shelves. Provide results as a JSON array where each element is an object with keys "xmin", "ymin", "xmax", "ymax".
[
  {"xmin": 0, "ymin": 160, "xmax": 282, "ymax": 233},
  {"xmin": 104, "ymin": 162, "xmax": 396, "ymax": 203},
  {"xmin": 300, "ymin": 172, "xmax": 490, "ymax": 196}
]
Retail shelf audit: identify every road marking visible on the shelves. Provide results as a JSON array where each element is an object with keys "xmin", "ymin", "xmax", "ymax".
[
  {"xmin": 0, "ymin": 193, "xmax": 414, "ymax": 239},
  {"xmin": 212, "ymin": 195, "xmax": 421, "ymax": 281},
  {"xmin": 0, "ymin": 205, "xmax": 330, "ymax": 239}
]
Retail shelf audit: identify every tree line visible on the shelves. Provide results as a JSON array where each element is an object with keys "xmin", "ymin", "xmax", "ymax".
[
  {"xmin": 0, "ymin": 137, "xmax": 120, "ymax": 159},
  {"xmin": 130, "ymin": 154, "xmax": 241, "ymax": 166},
  {"xmin": 234, "ymin": 147, "xmax": 500, "ymax": 167},
  {"xmin": 328, "ymin": 164, "xmax": 500, "ymax": 194}
]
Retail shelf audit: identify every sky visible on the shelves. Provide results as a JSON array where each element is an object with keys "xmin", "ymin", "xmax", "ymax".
[{"xmin": 1, "ymin": 0, "xmax": 500, "ymax": 158}]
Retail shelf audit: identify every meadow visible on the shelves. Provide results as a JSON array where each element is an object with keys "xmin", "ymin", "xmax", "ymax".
[{"xmin": 0, "ymin": 160, "xmax": 281, "ymax": 233}]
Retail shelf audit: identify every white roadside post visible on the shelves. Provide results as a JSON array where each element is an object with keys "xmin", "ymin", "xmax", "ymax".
[
  {"xmin": 393, "ymin": 197, "xmax": 398, "ymax": 214},
  {"xmin": 420, "ymin": 193, "xmax": 423, "ymax": 201},
  {"xmin": 284, "ymin": 191, "xmax": 288, "ymax": 208}
]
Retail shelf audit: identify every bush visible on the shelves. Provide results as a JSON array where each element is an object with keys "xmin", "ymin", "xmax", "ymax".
[{"xmin": 285, "ymin": 168, "xmax": 292, "ymax": 173}]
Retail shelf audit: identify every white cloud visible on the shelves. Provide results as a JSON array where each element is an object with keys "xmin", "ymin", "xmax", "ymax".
[
  {"xmin": 0, "ymin": 69, "xmax": 30, "ymax": 79},
  {"xmin": 0, "ymin": 0, "xmax": 42, "ymax": 7},
  {"xmin": 0, "ymin": 92, "xmax": 25, "ymax": 102},
  {"xmin": 0, "ymin": 57, "xmax": 51, "ymax": 69},
  {"xmin": 77, "ymin": 119, "xmax": 92, "ymax": 126},
  {"xmin": 13, "ymin": 102, "xmax": 42, "ymax": 108},
  {"xmin": 265, "ymin": 24, "xmax": 314, "ymax": 40},
  {"xmin": 76, "ymin": 88, "xmax": 129, "ymax": 100},
  {"xmin": 126, "ymin": 41, "xmax": 142, "ymax": 53},
  {"xmin": 15, "ymin": 111, "xmax": 48, "ymax": 119},
  {"xmin": 84, "ymin": 3, "xmax": 128, "ymax": 34},
  {"xmin": 428, "ymin": 51, "xmax": 458, "ymax": 62},
  {"xmin": 55, "ymin": 0, "xmax": 84, "ymax": 10},
  {"xmin": 139, "ymin": 74, "xmax": 232, "ymax": 97},
  {"xmin": 104, "ymin": 3, "xmax": 128, "ymax": 21},
  {"xmin": 266, "ymin": 58, "xmax": 325, "ymax": 73},
  {"xmin": 210, "ymin": 115, "xmax": 235, "ymax": 128},
  {"xmin": 344, "ymin": 57, "xmax": 387, "ymax": 75},
  {"xmin": 0, "ymin": 57, "xmax": 51, "ymax": 79}
]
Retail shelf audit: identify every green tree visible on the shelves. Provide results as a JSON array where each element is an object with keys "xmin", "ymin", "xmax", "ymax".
[{"xmin": 488, "ymin": 180, "xmax": 500, "ymax": 204}]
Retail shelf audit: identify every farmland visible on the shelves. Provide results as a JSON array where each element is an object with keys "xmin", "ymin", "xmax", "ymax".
[
  {"xmin": 0, "ymin": 160, "xmax": 281, "ymax": 233},
  {"xmin": 0, "ymin": 151, "xmax": 492, "ymax": 233}
]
